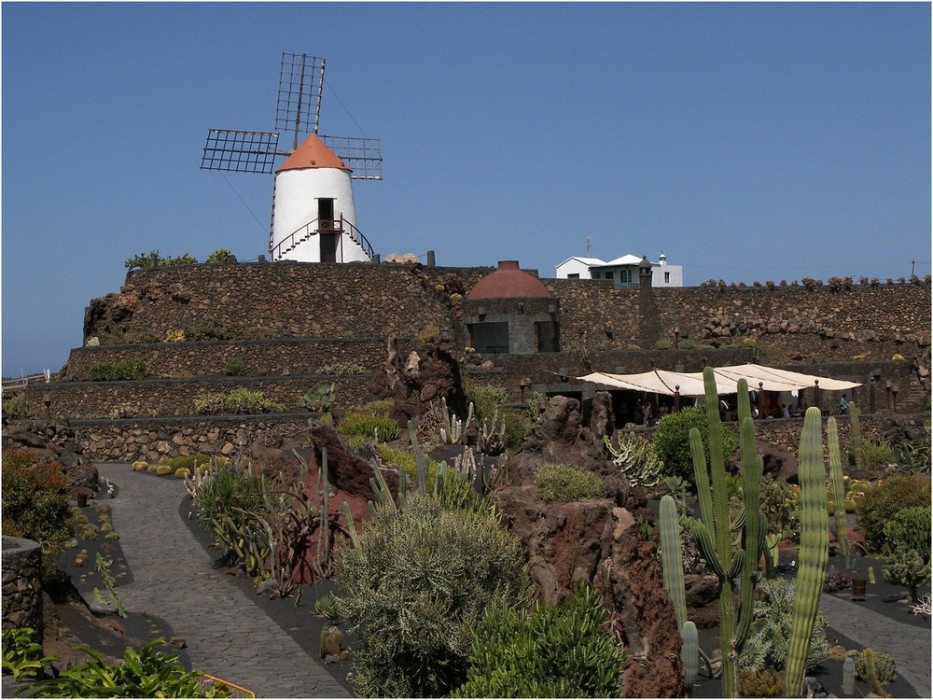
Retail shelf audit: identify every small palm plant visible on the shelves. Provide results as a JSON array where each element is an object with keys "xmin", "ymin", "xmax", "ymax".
[{"xmin": 314, "ymin": 593, "xmax": 346, "ymax": 662}]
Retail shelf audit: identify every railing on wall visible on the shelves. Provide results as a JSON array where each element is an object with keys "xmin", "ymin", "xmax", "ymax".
[
  {"xmin": 270, "ymin": 215, "xmax": 375, "ymax": 261},
  {"xmin": 2, "ymin": 370, "xmax": 52, "ymax": 393}
]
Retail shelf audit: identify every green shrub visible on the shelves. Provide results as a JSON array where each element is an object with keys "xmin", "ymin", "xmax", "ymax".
[
  {"xmin": 896, "ymin": 438, "xmax": 931, "ymax": 473},
  {"xmin": 89, "ymin": 358, "xmax": 148, "ymax": 381},
  {"xmin": 193, "ymin": 463, "xmax": 268, "ymax": 531},
  {"xmin": 374, "ymin": 443, "xmax": 449, "ymax": 489},
  {"xmin": 339, "ymin": 407, "xmax": 401, "ymax": 442},
  {"xmin": 759, "ymin": 474, "xmax": 801, "ymax": 543},
  {"xmin": 501, "ymin": 407, "xmax": 532, "ymax": 452},
  {"xmin": 856, "ymin": 475, "xmax": 931, "ymax": 553},
  {"xmin": 1, "ymin": 449, "xmax": 75, "ymax": 583},
  {"xmin": 882, "ymin": 506, "xmax": 931, "ymax": 559},
  {"xmin": 652, "ymin": 406, "xmax": 738, "ymax": 482},
  {"xmin": 223, "ymin": 357, "xmax": 247, "ymax": 376},
  {"xmin": 605, "ymin": 432, "xmax": 664, "ymax": 488},
  {"xmin": 27, "ymin": 638, "xmax": 230, "ymax": 697},
  {"xmin": 453, "ymin": 581, "xmax": 625, "ymax": 698},
  {"xmin": 205, "ymin": 248, "xmax": 232, "ymax": 264},
  {"xmin": 2, "ymin": 627, "xmax": 56, "ymax": 680},
  {"xmin": 861, "ymin": 438, "xmax": 895, "ymax": 469},
  {"xmin": 739, "ymin": 577, "xmax": 831, "ymax": 674},
  {"xmin": 193, "ymin": 388, "xmax": 283, "ymax": 415},
  {"xmin": 335, "ymin": 493, "xmax": 532, "ymax": 697},
  {"xmin": 2, "ymin": 395, "xmax": 33, "ymax": 420},
  {"xmin": 463, "ymin": 381, "xmax": 530, "ymax": 451},
  {"xmin": 124, "ymin": 251, "xmax": 198, "ymax": 270},
  {"xmin": 533, "ymin": 463, "xmax": 604, "ymax": 503},
  {"xmin": 465, "ymin": 381, "xmax": 507, "ymax": 425},
  {"xmin": 883, "ymin": 548, "xmax": 931, "ymax": 602},
  {"xmin": 375, "ymin": 443, "xmax": 417, "ymax": 473},
  {"xmin": 854, "ymin": 649, "xmax": 896, "ymax": 684}
]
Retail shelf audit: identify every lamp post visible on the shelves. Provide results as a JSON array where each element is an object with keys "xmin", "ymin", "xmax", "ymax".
[{"xmin": 519, "ymin": 377, "xmax": 531, "ymax": 401}]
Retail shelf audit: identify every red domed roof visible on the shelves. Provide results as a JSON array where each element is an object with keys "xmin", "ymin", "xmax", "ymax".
[
  {"xmin": 277, "ymin": 133, "xmax": 350, "ymax": 173},
  {"xmin": 467, "ymin": 261, "xmax": 551, "ymax": 300}
]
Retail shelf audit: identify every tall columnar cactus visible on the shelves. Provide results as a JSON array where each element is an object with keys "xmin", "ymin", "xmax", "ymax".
[
  {"xmin": 842, "ymin": 656, "xmax": 856, "ymax": 695},
  {"xmin": 681, "ymin": 368, "xmax": 762, "ymax": 698},
  {"xmin": 660, "ymin": 494, "xmax": 688, "ymax": 630},
  {"xmin": 439, "ymin": 397, "xmax": 474, "ymax": 444},
  {"xmin": 681, "ymin": 620, "xmax": 699, "ymax": 693},
  {"xmin": 783, "ymin": 407, "xmax": 830, "ymax": 697},
  {"xmin": 827, "ymin": 417, "xmax": 850, "ymax": 569},
  {"xmin": 861, "ymin": 648, "xmax": 892, "ymax": 698}
]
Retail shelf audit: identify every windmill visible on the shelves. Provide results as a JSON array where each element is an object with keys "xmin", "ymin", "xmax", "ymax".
[{"xmin": 200, "ymin": 53, "xmax": 382, "ymax": 263}]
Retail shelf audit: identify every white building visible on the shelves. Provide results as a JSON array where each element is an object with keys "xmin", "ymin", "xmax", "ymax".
[
  {"xmin": 555, "ymin": 252, "xmax": 683, "ymax": 288},
  {"xmin": 269, "ymin": 134, "xmax": 372, "ymax": 263}
]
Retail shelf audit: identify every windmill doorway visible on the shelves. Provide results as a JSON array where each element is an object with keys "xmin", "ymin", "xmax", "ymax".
[{"xmin": 318, "ymin": 198, "xmax": 339, "ymax": 262}]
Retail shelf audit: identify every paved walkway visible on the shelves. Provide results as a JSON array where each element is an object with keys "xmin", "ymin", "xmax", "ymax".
[
  {"xmin": 820, "ymin": 592, "xmax": 931, "ymax": 697},
  {"xmin": 96, "ymin": 464, "xmax": 351, "ymax": 699}
]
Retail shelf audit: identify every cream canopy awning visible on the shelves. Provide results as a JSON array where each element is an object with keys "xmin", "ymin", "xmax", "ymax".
[{"xmin": 577, "ymin": 364, "xmax": 861, "ymax": 397}]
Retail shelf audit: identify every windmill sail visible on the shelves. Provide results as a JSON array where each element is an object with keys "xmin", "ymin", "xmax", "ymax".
[
  {"xmin": 200, "ymin": 129, "xmax": 280, "ymax": 174},
  {"xmin": 200, "ymin": 53, "xmax": 381, "ymax": 179}
]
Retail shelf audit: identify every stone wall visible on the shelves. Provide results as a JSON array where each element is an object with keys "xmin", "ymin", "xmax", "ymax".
[
  {"xmin": 63, "ymin": 337, "xmax": 391, "ymax": 381},
  {"xmin": 61, "ymin": 410, "xmax": 905, "ymax": 469},
  {"xmin": 82, "ymin": 261, "xmax": 489, "ymax": 348},
  {"xmin": 71, "ymin": 415, "xmax": 314, "ymax": 463},
  {"xmin": 25, "ymin": 345, "xmax": 924, "ymax": 421},
  {"xmin": 1, "ymin": 537, "xmax": 43, "ymax": 640},
  {"xmin": 27, "ymin": 261, "xmax": 928, "ymax": 421},
  {"xmin": 545, "ymin": 279, "xmax": 930, "ymax": 366},
  {"xmin": 30, "ymin": 376, "xmax": 371, "ymax": 421},
  {"xmin": 82, "ymin": 263, "xmax": 929, "ymax": 368}
]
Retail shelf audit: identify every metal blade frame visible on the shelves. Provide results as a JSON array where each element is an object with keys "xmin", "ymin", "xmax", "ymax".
[
  {"xmin": 320, "ymin": 135, "xmax": 383, "ymax": 181},
  {"xmin": 276, "ymin": 53, "xmax": 326, "ymax": 151},
  {"xmin": 201, "ymin": 129, "xmax": 281, "ymax": 174}
]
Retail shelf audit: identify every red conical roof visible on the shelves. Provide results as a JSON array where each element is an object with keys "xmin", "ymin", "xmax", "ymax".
[
  {"xmin": 467, "ymin": 261, "xmax": 551, "ymax": 300},
  {"xmin": 276, "ymin": 133, "xmax": 350, "ymax": 173}
]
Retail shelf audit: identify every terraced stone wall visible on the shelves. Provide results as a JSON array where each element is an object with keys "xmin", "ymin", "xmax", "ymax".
[
  {"xmin": 32, "ymin": 375, "xmax": 371, "ymax": 421},
  {"xmin": 63, "ymin": 337, "xmax": 391, "ymax": 381},
  {"xmin": 82, "ymin": 262, "xmax": 489, "ymax": 347},
  {"xmin": 82, "ymin": 263, "xmax": 929, "ymax": 370},
  {"xmin": 546, "ymin": 279, "xmax": 930, "ymax": 365},
  {"xmin": 72, "ymin": 415, "xmax": 313, "ymax": 463}
]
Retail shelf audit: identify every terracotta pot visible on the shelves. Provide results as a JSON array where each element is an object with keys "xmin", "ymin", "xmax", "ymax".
[{"xmin": 851, "ymin": 577, "xmax": 866, "ymax": 600}]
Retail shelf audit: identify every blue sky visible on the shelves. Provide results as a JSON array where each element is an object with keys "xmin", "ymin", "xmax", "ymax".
[{"xmin": 3, "ymin": 2, "xmax": 930, "ymax": 376}]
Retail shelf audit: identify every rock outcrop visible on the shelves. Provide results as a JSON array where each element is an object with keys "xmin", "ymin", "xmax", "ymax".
[
  {"xmin": 2, "ymin": 420, "xmax": 96, "ymax": 497},
  {"xmin": 494, "ymin": 395, "xmax": 682, "ymax": 697}
]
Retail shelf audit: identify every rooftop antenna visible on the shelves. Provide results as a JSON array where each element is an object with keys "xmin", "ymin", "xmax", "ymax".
[
  {"xmin": 200, "ymin": 53, "xmax": 382, "ymax": 180},
  {"xmin": 585, "ymin": 236, "xmax": 592, "ymax": 253}
]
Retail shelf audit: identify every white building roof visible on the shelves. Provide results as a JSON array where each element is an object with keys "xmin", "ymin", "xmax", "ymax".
[
  {"xmin": 555, "ymin": 255, "xmax": 606, "ymax": 268},
  {"xmin": 593, "ymin": 254, "xmax": 645, "ymax": 267}
]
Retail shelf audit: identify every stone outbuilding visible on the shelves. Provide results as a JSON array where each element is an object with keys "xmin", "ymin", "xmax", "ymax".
[{"xmin": 462, "ymin": 260, "xmax": 560, "ymax": 354}]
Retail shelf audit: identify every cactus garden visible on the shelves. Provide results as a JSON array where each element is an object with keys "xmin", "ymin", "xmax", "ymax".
[{"xmin": 4, "ymin": 363, "xmax": 931, "ymax": 697}]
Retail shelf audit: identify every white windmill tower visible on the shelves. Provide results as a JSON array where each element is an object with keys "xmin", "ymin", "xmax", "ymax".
[{"xmin": 200, "ymin": 53, "xmax": 382, "ymax": 262}]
